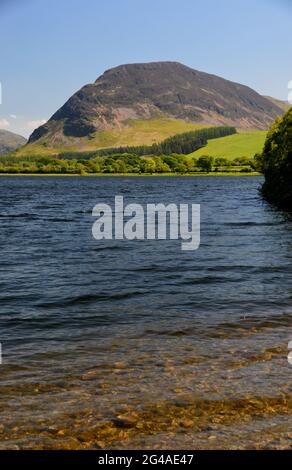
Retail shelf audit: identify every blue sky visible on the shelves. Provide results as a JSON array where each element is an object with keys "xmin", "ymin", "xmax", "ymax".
[{"xmin": 0, "ymin": 0, "xmax": 291, "ymax": 137}]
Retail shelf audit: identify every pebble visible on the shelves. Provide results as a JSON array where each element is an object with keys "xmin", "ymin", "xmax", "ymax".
[
  {"xmin": 112, "ymin": 414, "xmax": 138, "ymax": 428},
  {"xmin": 78, "ymin": 431, "xmax": 97, "ymax": 442},
  {"xmin": 114, "ymin": 362, "xmax": 127, "ymax": 370},
  {"xmin": 180, "ymin": 419, "xmax": 194, "ymax": 429}
]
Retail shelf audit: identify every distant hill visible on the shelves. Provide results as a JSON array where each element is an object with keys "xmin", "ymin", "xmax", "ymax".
[
  {"xmin": 0, "ymin": 129, "xmax": 26, "ymax": 154},
  {"xmin": 20, "ymin": 61, "xmax": 285, "ymax": 156},
  {"xmin": 264, "ymin": 96, "xmax": 290, "ymax": 112}
]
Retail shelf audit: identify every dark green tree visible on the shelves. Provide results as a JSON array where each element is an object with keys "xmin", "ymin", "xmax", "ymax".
[
  {"xmin": 197, "ymin": 155, "xmax": 214, "ymax": 172},
  {"xmin": 257, "ymin": 108, "xmax": 292, "ymax": 208}
]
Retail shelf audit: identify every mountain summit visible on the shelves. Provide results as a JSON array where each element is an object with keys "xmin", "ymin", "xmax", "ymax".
[{"xmin": 26, "ymin": 61, "xmax": 284, "ymax": 154}]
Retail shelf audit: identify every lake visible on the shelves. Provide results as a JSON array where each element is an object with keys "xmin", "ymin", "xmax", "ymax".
[{"xmin": 0, "ymin": 176, "xmax": 291, "ymax": 449}]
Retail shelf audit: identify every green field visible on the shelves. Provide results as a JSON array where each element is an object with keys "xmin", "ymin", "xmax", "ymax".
[{"xmin": 190, "ymin": 131, "xmax": 267, "ymax": 160}]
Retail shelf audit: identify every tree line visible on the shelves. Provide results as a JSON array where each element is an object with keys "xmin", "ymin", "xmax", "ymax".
[{"xmin": 0, "ymin": 153, "xmax": 256, "ymax": 174}]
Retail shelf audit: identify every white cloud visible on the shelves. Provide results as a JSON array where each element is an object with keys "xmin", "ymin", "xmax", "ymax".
[
  {"xmin": 0, "ymin": 118, "xmax": 10, "ymax": 129},
  {"xmin": 26, "ymin": 119, "xmax": 47, "ymax": 132},
  {"xmin": 10, "ymin": 114, "xmax": 17, "ymax": 119}
]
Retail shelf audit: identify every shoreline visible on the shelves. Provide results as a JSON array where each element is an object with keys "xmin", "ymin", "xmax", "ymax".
[{"xmin": 0, "ymin": 172, "xmax": 261, "ymax": 177}]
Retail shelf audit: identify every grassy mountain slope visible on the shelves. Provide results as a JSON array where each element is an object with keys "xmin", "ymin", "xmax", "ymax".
[
  {"xmin": 15, "ymin": 118, "xmax": 210, "ymax": 156},
  {"xmin": 190, "ymin": 131, "xmax": 267, "ymax": 160}
]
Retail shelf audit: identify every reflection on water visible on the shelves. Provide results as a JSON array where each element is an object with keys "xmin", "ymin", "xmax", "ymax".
[{"xmin": 0, "ymin": 176, "xmax": 291, "ymax": 449}]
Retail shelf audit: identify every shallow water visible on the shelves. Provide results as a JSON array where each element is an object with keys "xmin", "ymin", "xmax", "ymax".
[{"xmin": 0, "ymin": 176, "xmax": 291, "ymax": 449}]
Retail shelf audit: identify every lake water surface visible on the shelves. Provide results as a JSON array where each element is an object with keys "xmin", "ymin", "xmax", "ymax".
[{"xmin": 0, "ymin": 176, "xmax": 291, "ymax": 449}]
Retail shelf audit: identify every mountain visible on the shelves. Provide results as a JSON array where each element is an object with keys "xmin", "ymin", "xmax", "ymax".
[
  {"xmin": 22, "ymin": 61, "xmax": 285, "ymax": 155},
  {"xmin": 0, "ymin": 129, "xmax": 26, "ymax": 155}
]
